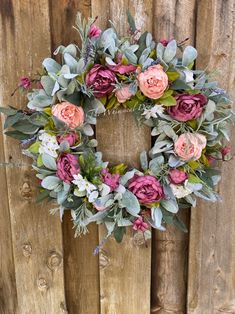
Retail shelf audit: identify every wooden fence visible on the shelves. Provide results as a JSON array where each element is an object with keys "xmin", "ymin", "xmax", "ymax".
[{"xmin": 0, "ymin": 0, "xmax": 234, "ymax": 313}]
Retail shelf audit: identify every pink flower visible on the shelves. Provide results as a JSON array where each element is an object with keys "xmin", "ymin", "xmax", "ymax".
[
  {"xmin": 174, "ymin": 133, "xmax": 207, "ymax": 161},
  {"xmin": 107, "ymin": 63, "xmax": 137, "ymax": 75},
  {"xmin": 88, "ymin": 24, "xmax": 102, "ymax": 38},
  {"xmin": 128, "ymin": 175, "xmax": 164, "ymax": 204},
  {"xmin": 101, "ymin": 169, "xmax": 120, "ymax": 192},
  {"xmin": 20, "ymin": 77, "xmax": 31, "ymax": 89},
  {"xmin": 160, "ymin": 38, "xmax": 173, "ymax": 47},
  {"xmin": 207, "ymin": 155, "xmax": 216, "ymax": 165},
  {"xmin": 221, "ymin": 146, "xmax": 232, "ymax": 160},
  {"xmin": 137, "ymin": 64, "xmax": 168, "ymax": 99},
  {"xmin": 168, "ymin": 94, "xmax": 207, "ymax": 122},
  {"xmin": 85, "ymin": 64, "xmax": 116, "ymax": 97},
  {"xmin": 56, "ymin": 153, "xmax": 80, "ymax": 184},
  {"xmin": 169, "ymin": 169, "xmax": 188, "ymax": 184},
  {"xmin": 115, "ymin": 85, "xmax": 133, "ymax": 103},
  {"xmin": 52, "ymin": 102, "xmax": 84, "ymax": 129},
  {"xmin": 133, "ymin": 217, "xmax": 149, "ymax": 232},
  {"xmin": 57, "ymin": 132, "xmax": 79, "ymax": 146}
]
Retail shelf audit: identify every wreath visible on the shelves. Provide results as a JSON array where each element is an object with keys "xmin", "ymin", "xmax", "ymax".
[{"xmin": 1, "ymin": 12, "xmax": 234, "ymax": 250}]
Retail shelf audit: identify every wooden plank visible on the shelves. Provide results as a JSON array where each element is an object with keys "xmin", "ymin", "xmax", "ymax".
[
  {"xmin": 0, "ymin": 123, "xmax": 17, "ymax": 313},
  {"xmin": 0, "ymin": 1, "xmax": 66, "ymax": 313},
  {"xmin": 94, "ymin": 1, "xmax": 153, "ymax": 312},
  {"xmin": 49, "ymin": 2, "xmax": 100, "ymax": 313},
  {"xmin": 151, "ymin": 1, "xmax": 196, "ymax": 313},
  {"xmin": 187, "ymin": 1, "xmax": 235, "ymax": 313}
]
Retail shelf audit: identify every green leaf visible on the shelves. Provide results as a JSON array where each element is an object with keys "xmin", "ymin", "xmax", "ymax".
[
  {"xmin": 13, "ymin": 119, "xmax": 39, "ymax": 134},
  {"xmin": 4, "ymin": 112, "xmax": 24, "ymax": 129},
  {"xmin": 158, "ymin": 95, "xmax": 176, "ymax": 106},
  {"xmin": 37, "ymin": 155, "xmax": 43, "ymax": 167},
  {"xmin": 163, "ymin": 40, "xmax": 177, "ymax": 63},
  {"xmin": 173, "ymin": 215, "xmax": 188, "ymax": 232},
  {"xmin": 140, "ymin": 151, "xmax": 148, "ymax": 171},
  {"xmin": 42, "ymin": 153, "xmax": 57, "ymax": 170},
  {"xmin": 0, "ymin": 106, "xmax": 18, "ymax": 116},
  {"xmin": 29, "ymin": 112, "xmax": 49, "ymax": 126},
  {"xmin": 166, "ymin": 71, "xmax": 180, "ymax": 81},
  {"xmin": 113, "ymin": 227, "xmax": 126, "ymax": 243},
  {"xmin": 4, "ymin": 130, "xmax": 32, "ymax": 140},
  {"xmin": 41, "ymin": 175, "xmax": 61, "ymax": 190},
  {"xmin": 36, "ymin": 190, "xmax": 50, "ymax": 203},
  {"xmin": 171, "ymin": 79, "xmax": 191, "ymax": 90},
  {"xmin": 127, "ymin": 10, "xmax": 136, "ymax": 33},
  {"xmin": 122, "ymin": 190, "xmax": 140, "ymax": 216},
  {"xmin": 28, "ymin": 141, "xmax": 40, "ymax": 154},
  {"xmin": 188, "ymin": 174, "xmax": 202, "ymax": 184},
  {"xmin": 182, "ymin": 46, "xmax": 197, "ymax": 67},
  {"xmin": 161, "ymin": 199, "xmax": 179, "ymax": 213}
]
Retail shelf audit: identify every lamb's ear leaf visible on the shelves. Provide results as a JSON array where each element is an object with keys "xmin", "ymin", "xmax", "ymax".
[
  {"xmin": 173, "ymin": 215, "xmax": 188, "ymax": 233},
  {"xmin": 127, "ymin": 10, "xmax": 136, "ymax": 33},
  {"xmin": 113, "ymin": 227, "xmax": 126, "ymax": 243}
]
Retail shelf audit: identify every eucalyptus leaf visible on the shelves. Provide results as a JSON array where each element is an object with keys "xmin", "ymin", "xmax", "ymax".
[
  {"xmin": 121, "ymin": 190, "xmax": 140, "ymax": 216},
  {"xmin": 182, "ymin": 46, "xmax": 197, "ymax": 67},
  {"xmin": 42, "ymin": 153, "xmax": 57, "ymax": 170}
]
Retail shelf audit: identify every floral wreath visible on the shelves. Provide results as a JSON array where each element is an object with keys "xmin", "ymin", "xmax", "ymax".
[{"xmin": 1, "ymin": 12, "xmax": 234, "ymax": 251}]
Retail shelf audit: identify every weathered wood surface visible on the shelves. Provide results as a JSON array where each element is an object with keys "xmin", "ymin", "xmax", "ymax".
[
  {"xmin": 95, "ymin": 1, "xmax": 152, "ymax": 313},
  {"xmin": 151, "ymin": 1, "xmax": 196, "ymax": 313},
  {"xmin": 0, "ymin": 1, "xmax": 66, "ymax": 313},
  {"xmin": 49, "ymin": 1, "xmax": 100, "ymax": 313},
  {"xmin": 187, "ymin": 1, "xmax": 235, "ymax": 313}
]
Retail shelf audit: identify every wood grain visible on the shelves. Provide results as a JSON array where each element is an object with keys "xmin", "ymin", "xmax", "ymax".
[
  {"xmin": 0, "ymin": 1, "xmax": 66, "ymax": 313},
  {"xmin": 94, "ymin": 1, "xmax": 152, "ymax": 312},
  {"xmin": 0, "ymin": 125, "xmax": 17, "ymax": 313},
  {"xmin": 151, "ymin": 1, "xmax": 196, "ymax": 313},
  {"xmin": 187, "ymin": 1, "xmax": 235, "ymax": 313},
  {"xmin": 49, "ymin": 1, "xmax": 100, "ymax": 313}
]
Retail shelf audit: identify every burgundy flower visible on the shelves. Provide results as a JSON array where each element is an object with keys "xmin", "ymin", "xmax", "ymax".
[
  {"xmin": 128, "ymin": 175, "xmax": 164, "ymax": 204},
  {"xmin": 56, "ymin": 153, "xmax": 80, "ymax": 184},
  {"xmin": 160, "ymin": 38, "xmax": 173, "ymax": 47},
  {"xmin": 168, "ymin": 93, "xmax": 207, "ymax": 122},
  {"xmin": 20, "ymin": 77, "xmax": 31, "ymax": 89},
  {"xmin": 85, "ymin": 64, "xmax": 116, "ymax": 97},
  {"xmin": 101, "ymin": 169, "xmax": 120, "ymax": 192},
  {"xmin": 169, "ymin": 169, "xmax": 188, "ymax": 184}
]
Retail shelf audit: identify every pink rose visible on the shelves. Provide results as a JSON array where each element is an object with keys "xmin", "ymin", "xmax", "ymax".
[
  {"xmin": 133, "ymin": 217, "xmax": 149, "ymax": 232},
  {"xmin": 137, "ymin": 64, "xmax": 168, "ymax": 99},
  {"xmin": 115, "ymin": 85, "xmax": 133, "ymax": 103},
  {"xmin": 20, "ymin": 77, "xmax": 31, "ymax": 89},
  {"xmin": 52, "ymin": 102, "xmax": 84, "ymax": 129},
  {"xmin": 56, "ymin": 153, "xmax": 80, "ymax": 183},
  {"xmin": 128, "ymin": 175, "xmax": 164, "ymax": 204},
  {"xmin": 85, "ymin": 64, "xmax": 116, "ymax": 98},
  {"xmin": 168, "ymin": 94, "xmax": 207, "ymax": 122},
  {"xmin": 169, "ymin": 169, "xmax": 188, "ymax": 184},
  {"xmin": 88, "ymin": 24, "xmax": 102, "ymax": 38},
  {"xmin": 174, "ymin": 133, "xmax": 207, "ymax": 161},
  {"xmin": 57, "ymin": 132, "xmax": 79, "ymax": 146},
  {"xmin": 101, "ymin": 169, "xmax": 120, "ymax": 192}
]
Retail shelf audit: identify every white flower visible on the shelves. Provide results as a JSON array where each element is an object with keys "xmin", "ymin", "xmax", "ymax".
[
  {"xmin": 142, "ymin": 105, "xmax": 165, "ymax": 119},
  {"xmin": 72, "ymin": 174, "xmax": 98, "ymax": 202},
  {"xmin": 38, "ymin": 131, "xmax": 60, "ymax": 158},
  {"xmin": 170, "ymin": 182, "xmax": 192, "ymax": 199}
]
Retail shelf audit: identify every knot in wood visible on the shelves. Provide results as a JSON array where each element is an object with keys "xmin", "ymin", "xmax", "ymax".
[
  {"xmin": 20, "ymin": 181, "xmax": 32, "ymax": 200},
  {"xmin": 22, "ymin": 243, "xmax": 32, "ymax": 257},
  {"xmin": 132, "ymin": 232, "xmax": 146, "ymax": 247},
  {"xmin": 99, "ymin": 249, "xmax": 110, "ymax": 269},
  {"xmin": 60, "ymin": 302, "xmax": 68, "ymax": 313},
  {"xmin": 37, "ymin": 277, "xmax": 48, "ymax": 291},
  {"xmin": 47, "ymin": 251, "xmax": 62, "ymax": 271}
]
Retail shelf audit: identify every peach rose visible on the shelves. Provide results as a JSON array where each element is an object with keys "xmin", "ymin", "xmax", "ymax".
[
  {"xmin": 115, "ymin": 85, "xmax": 133, "ymax": 103},
  {"xmin": 52, "ymin": 102, "xmax": 84, "ymax": 129},
  {"xmin": 137, "ymin": 64, "xmax": 168, "ymax": 99},
  {"xmin": 174, "ymin": 133, "xmax": 207, "ymax": 161}
]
